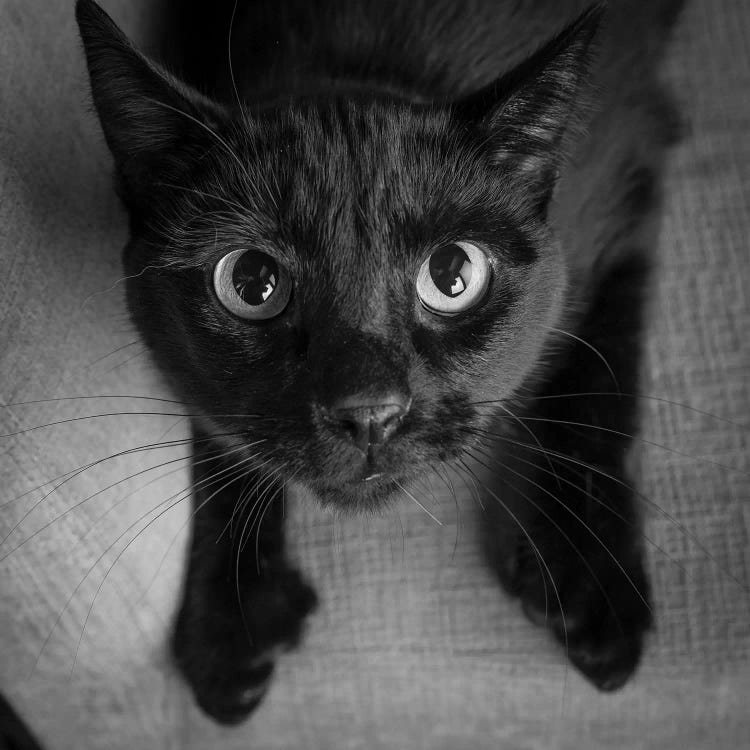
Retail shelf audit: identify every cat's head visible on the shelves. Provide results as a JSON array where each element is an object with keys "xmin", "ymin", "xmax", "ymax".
[{"xmin": 76, "ymin": 0, "xmax": 600, "ymax": 510}]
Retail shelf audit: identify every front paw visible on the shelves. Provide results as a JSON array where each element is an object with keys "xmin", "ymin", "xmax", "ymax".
[
  {"xmin": 172, "ymin": 567, "xmax": 317, "ymax": 725},
  {"xmin": 501, "ymin": 536, "xmax": 652, "ymax": 692}
]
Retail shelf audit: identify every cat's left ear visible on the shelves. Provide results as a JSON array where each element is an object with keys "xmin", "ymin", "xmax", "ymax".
[
  {"xmin": 76, "ymin": 0, "xmax": 228, "ymax": 200},
  {"xmin": 456, "ymin": 5, "xmax": 604, "ymax": 217}
]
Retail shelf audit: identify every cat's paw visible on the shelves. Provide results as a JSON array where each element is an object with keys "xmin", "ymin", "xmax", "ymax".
[
  {"xmin": 500, "ymin": 536, "xmax": 652, "ymax": 692},
  {"xmin": 189, "ymin": 654, "xmax": 277, "ymax": 726},
  {"xmin": 172, "ymin": 566, "xmax": 317, "ymax": 725}
]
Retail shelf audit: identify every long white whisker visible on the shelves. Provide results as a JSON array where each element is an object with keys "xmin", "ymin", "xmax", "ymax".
[
  {"xmin": 394, "ymin": 480, "xmax": 443, "ymax": 526},
  {"xmin": 543, "ymin": 326, "xmax": 621, "ymax": 394}
]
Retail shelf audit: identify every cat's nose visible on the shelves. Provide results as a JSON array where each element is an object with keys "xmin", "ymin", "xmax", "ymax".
[{"xmin": 323, "ymin": 393, "xmax": 410, "ymax": 453}]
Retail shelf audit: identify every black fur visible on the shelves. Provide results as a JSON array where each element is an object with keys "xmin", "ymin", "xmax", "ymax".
[{"xmin": 76, "ymin": 0, "xmax": 684, "ymax": 725}]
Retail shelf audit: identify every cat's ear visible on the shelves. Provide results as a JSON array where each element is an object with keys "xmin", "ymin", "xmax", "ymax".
[
  {"xmin": 456, "ymin": 5, "xmax": 604, "ymax": 216},
  {"xmin": 76, "ymin": 0, "xmax": 228, "ymax": 195}
]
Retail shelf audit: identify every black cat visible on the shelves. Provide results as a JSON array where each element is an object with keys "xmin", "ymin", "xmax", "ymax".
[{"xmin": 76, "ymin": 0, "xmax": 684, "ymax": 725}]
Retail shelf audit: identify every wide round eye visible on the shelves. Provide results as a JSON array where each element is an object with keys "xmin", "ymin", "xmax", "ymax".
[
  {"xmin": 416, "ymin": 241, "xmax": 491, "ymax": 315},
  {"xmin": 213, "ymin": 248, "xmax": 292, "ymax": 320}
]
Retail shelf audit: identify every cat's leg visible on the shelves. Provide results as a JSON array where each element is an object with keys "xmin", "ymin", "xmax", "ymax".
[
  {"xmin": 171, "ymin": 427, "xmax": 317, "ymax": 725},
  {"xmin": 480, "ymin": 253, "xmax": 653, "ymax": 691}
]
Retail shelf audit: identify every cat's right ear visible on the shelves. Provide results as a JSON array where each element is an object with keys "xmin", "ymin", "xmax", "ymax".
[
  {"xmin": 455, "ymin": 5, "xmax": 604, "ymax": 218},
  {"xmin": 76, "ymin": 0, "xmax": 228, "ymax": 196}
]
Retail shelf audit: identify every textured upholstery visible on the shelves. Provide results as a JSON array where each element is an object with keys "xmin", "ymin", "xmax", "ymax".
[{"xmin": 1, "ymin": 0, "xmax": 748, "ymax": 748}]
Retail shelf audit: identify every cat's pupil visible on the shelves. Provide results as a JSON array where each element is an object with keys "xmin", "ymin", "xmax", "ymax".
[
  {"xmin": 429, "ymin": 244, "xmax": 473, "ymax": 298},
  {"xmin": 232, "ymin": 251, "xmax": 279, "ymax": 305}
]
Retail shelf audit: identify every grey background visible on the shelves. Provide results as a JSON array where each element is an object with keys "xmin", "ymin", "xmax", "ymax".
[{"xmin": 1, "ymin": 0, "xmax": 748, "ymax": 748}]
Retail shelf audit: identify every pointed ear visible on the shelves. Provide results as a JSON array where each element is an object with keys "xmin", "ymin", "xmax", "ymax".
[
  {"xmin": 75, "ymin": 0, "xmax": 228, "ymax": 196},
  {"xmin": 456, "ymin": 5, "xmax": 604, "ymax": 216}
]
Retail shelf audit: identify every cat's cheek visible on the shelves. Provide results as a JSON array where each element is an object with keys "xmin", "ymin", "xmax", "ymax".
[{"xmin": 471, "ymin": 253, "xmax": 568, "ymax": 400}]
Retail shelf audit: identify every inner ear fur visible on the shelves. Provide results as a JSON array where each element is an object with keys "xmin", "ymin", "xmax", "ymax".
[
  {"xmin": 76, "ymin": 0, "xmax": 228, "ymax": 196},
  {"xmin": 455, "ymin": 5, "xmax": 604, "ymax": 213}
]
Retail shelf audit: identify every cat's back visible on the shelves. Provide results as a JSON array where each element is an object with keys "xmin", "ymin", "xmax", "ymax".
[{"xmin": 173, "ymin": 0, "xmax": 683, "ymax": 102}]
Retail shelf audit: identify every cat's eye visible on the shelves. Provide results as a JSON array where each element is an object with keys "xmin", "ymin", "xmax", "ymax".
[
  {"xmin": 416, "ymin": 242, "xmax": 491, "ymax": 315},
  {"xmin": 213, "ymin": 248, "xmax": 292, "ymax": 320}
]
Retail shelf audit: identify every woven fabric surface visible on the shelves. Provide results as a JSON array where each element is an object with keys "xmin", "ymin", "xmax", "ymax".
[{"xmin": 0, "ymin": 0, "xmax": 748, "ymax": 748}]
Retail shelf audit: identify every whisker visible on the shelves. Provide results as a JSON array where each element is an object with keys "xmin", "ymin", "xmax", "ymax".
[
  {"xmin": 228, "ymin": 0, "xmax": 244, "ymax": 114},
  {"xmin": 144, "ymin": 97, "xmax": 251, "ymax": 184},
  {"xmin": 254, "ymin": 470, "xmax": 295, "ymax": 576},
  {"xmin": 456, "ymin": 466, "xmax": 486, "ymax": 512},
  {"xmin": 0, "ymin": 394, "xmax": 192, "ymax": 409},
  {"xmin": 155, "ymin": 416, "xmax": 190, "ymax": 443},
  {"xmin": 469, "ymin": 442, "xmax": 650, "ymax": 615},
  {"xmin": 99, "ymin": 347, "xmax": 149, "ymax": 376},
  {"xmin": 233, "ymin": 464, "xmax": 289, "ymax": 640},
  {"xmin": 70, "ymin": 441, "xmax": 269, "ymax": 675},
  {"xmin": 541, "ymin": 326, "xmax": 621, "ymax": 394},
  {"xmin": 3, "ymin": 454, "xmax": 193, "ymax": 565},
  {"xmin": 237, "ymin": 465, "xmax": 284, "ymax": 554},
  {"xmin": 0, "ymin": 428, "xmax": 248, "ymax": 511},
  {"xmin": 469, "ymin": 392, "xmax": 746, "ymax": 430},
  {"xmin": 155, "ymin": 182, "xmax": 247, "ymax": 215},
  {"xmin": 464, "ymin": 445, "xmax": 630, "ymax": 662},
  {"xmin": 1, "ymin": 435, "xmax": 194, "ymax": 547},
  {"xmin": 70, "ymin": 494, "xmax": 191, "ymax": 677},
  {"xmin": 394, "ymin": 480, "xmax": 443, "ymax": 526},
  {"xmin": 222, "ymin": 457, "xmax": 277, "ymax": 544},
  {"xmin": 0, "ymin": 411, "xmax": 189, "ymax": 440},
  {"xmin": 492, "ymin": 414, "xmax": 750, "ymax": 479},
  {"xmin": 83, "ymin": 441, "xmax": 259, "ymax": 549},
  {"xmin": 413, "ymin": 471, "xmax": 440, "ymax": 512},
  {"xmin": 136, "ymin": 447, "xmax": 267, "ymax": 608},
  {"xmin": 0, "ymin": 410, "xmax": 269, "ymax": 440},
  {"xmin": 454, "ymin": 459, "xmax": 568, "ymax": 660},
  {"xmin": 496, "ymin": 401, "xmax": 562, "ymax": 489},
  {"xmin": 33, "ymin": 489, "xmax": 186, "ymax": 679},
  {"xmin": 0, "ymin": 431, "xmax": 248, "ymax": 551},
  {"xmin": 251, "ymin": 493, "xmax": 278, "ymax": 573},
  {"xmin": 225, "ymin": 470, "xmax": 256, "ymax": 544},
  {"xmin": 433, "ymin": 463, "xmax": 461, "ymax": 558},
  {"xmin": 77, "ymin": 265, "xmax": 180, "ymax": 311},
  {"xmin": 389, "ymin": 506, "xmax": 406, "ymax": 567},
  {"xmin": 84, "ymin": 341, "xmax": 142, "ymax": 369},
  {"xmin": 470, "ymin": 427, "xmax": 750, "ymax": 595},
  {"xmin": 469, "ymin": 434, "xmax": 692, "ymax": 580}
]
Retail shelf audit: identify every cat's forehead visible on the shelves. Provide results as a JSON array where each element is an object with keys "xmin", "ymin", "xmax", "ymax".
[
  {"xmin": 236, "ymin": 100, "xmax": 495, "ymax": 251},
  {"xmin": 158, "ymin": 97, "xmax": 523, "ymax": 281},
  {"xmin": 250, "ymin": 99, "xmax": 462, "ymax": 183}
]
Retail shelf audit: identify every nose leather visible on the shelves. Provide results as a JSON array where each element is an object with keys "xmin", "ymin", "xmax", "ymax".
[{"xmin": 324, "ymin": 394, "xmax": 410, "ymax": 453}]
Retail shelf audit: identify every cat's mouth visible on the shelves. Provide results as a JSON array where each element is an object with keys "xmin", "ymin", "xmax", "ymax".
[
  {"xmin": 295, "ymin": 463, "xmax": 410, "ymax": 511},
  {"xmin": 342, "ymin": 452, "xmax": 396, "ymax": 483}
]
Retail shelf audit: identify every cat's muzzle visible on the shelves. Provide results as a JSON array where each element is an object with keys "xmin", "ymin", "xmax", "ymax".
[{"xmin": 318, "ymin": 392, "xmax": 411, "ymax": 457}]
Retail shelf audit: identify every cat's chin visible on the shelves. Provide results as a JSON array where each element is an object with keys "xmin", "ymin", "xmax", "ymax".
[{"xmin": 291, "ymin": 474, "xmax": 405, "ymax": 513}]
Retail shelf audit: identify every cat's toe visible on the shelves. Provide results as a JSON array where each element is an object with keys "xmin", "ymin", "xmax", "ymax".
[
  {"xmin": 556, "ymin": 565, "xmax": 652, "ymax": 692},
  {"xmin": 503, "ymin": 537, "xmax": 652, "ymax": 691},
  {"xmin": 568, "ymin": 634, "xmax": 644, "ymax": 692},
  {"xmin": 194, "ymin": 659, "xmax": 275, "ymax": 725},
  {"xmin": 172, "ymin": 566, "xmax": 318, "ymax": 724},
  {"xmin": 493, "ymin": 535, "xmax": 544, "ymax": 598}
]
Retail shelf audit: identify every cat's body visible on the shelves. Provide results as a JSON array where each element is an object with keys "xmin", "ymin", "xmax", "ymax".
[{"xmin": 76, "ymin": 0, "xmax": 684, "ymax": 725}]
